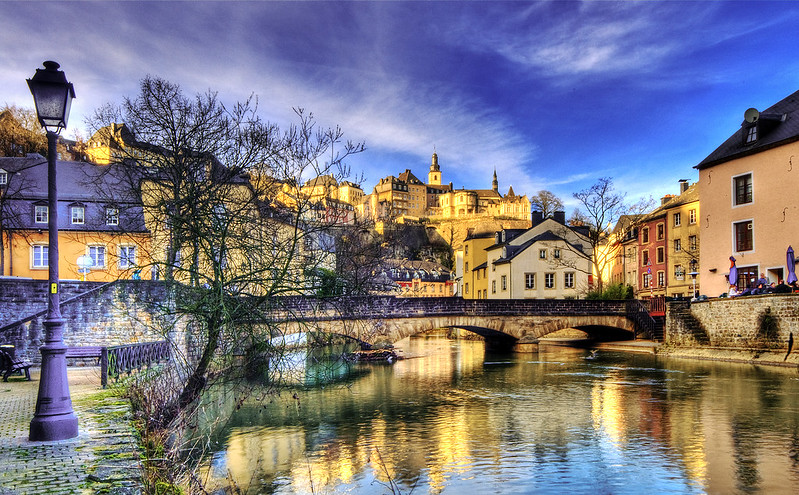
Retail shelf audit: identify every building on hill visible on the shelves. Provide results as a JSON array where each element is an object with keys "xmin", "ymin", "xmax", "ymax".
[
  {"xmin": 364, "ymin": 152, "xmax": 530, "ymax": 223},
  {"xmin": 378, "ymin": 258, "xmax": 454, "ymax": 297},
  {"xmin": 664, "ymin": 181, "xmax": 699, "ymax": 298},
  {"xmin": 696, "ymin": 89, "xmax": 799, "ymax": 296},
  {"xmin": 484, "ymin": 212, "xmax": 592, "ymax": 299}
]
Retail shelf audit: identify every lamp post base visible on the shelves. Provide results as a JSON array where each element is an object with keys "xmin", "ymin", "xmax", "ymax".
[{"xmin": 29, "ymin": 413, "xmax": 79, "ymax": 442}]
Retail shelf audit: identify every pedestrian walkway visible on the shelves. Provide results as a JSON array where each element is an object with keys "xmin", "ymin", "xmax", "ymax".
[{"xmin": 0, "ymin": 368, "xmax": 141, "ymax": 494}]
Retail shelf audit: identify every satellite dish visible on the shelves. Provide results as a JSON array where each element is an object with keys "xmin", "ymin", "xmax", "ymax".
[{"xmin": 744, "ymin": 107, "xmax": 760, "ymax": 123}]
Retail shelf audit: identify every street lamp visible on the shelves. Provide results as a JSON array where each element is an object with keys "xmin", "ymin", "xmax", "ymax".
[{"xmin": 27, "ymin": 61, "xmax": 79, "ymax": 441}]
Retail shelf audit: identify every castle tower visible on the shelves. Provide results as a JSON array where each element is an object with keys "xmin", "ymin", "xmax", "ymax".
[
  {"xmin": 428, "ymin": 151, "xmax": 441, "ymax": 185},
  {"xmin": 492, "ymin": 168, "xmax": 499, "ymax": 193}
]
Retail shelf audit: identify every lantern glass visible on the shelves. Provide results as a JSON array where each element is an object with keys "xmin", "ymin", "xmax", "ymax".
[{"xmin": 27, "ymin": 61, "xmax": 75, "ymax": 133}]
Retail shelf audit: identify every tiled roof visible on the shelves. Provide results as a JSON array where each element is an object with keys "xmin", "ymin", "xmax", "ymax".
[{"xmin": 696, "ymin": 89, "xmax": 799, "ymax": 169}]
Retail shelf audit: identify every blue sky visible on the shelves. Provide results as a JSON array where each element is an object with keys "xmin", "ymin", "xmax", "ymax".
[{"xmin": 3, "ymin": 1, "xmax": 799, "ymax": 212}]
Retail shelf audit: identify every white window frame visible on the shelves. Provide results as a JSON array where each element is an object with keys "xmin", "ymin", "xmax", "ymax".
[
  {"xmin": 539, "ymin": 249, "xmax": 547, "ymax": 259},
  {"xmin": 673, "ymin": 212, "xmax": 681, "ymax": 227},
  {"xmin": 31, "ymin": 244, "xmax": 48, "ymax": 268},
  {"xmin": 674, "ymin": 239, "xmax": 681, "ymax": 252},
  {"xmin": 733, "ymin": 218, "xmax": 755, "ymax": 253},
  {"xmin": 106, "ymin": 207, "xmax": 119, "ymax": 226},
  {"xmin": 554, "ymin": 248, "xmax": 561, "ymax": 259},
  {"xmin": 501, "ymin": 275, "xmax": 507, "ymax": 291},
  {"xmin": 71, "ymin": 206, "xmax": 85, "ymax": 225},
  {"xmin": 0, "ymin": 169, "xmax": 7, "ymax": 185},
  {"xmin": 689, "ymin": 209, "xmax": 696, "ymax": 224},
  {"xmin": 564, "ymin": 272, "xmax": 575, "ymax": 289},
  {"xmin": 732, "ymin": 172, "xmax": 754, "ymax": 208},
  {"xmin": 34, "ymin": 205, "xmax": 48, "ymax": 224},
  {"xmin": 545, "ymin": 273, "xmax": 555, "ymax": 289},
  {"xmin": 88, "ymin": 245, "xmax": 106, "ymax": 269},
  {"xmin": 119, "ymin": 245, "xmax": 136, "ymax": 269}
]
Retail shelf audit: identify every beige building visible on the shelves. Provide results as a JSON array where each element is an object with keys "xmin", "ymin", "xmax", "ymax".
[
  {"xmin": 696, "ymin": 89, "xmax": 799, "ymax": 296},
  {"xmin": 485, "ymin": 213, "xmax": 592, "ymax": 299}
]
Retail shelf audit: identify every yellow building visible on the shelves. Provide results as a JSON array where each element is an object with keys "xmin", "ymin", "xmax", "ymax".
[
  {"xmin": 0, "ymin": 155, "xmax": 151, "ymax": 281},
  {"xmin": 696, "ymin": 90, "xmax": 799, "ymax": 296},
  {"xmin": 664, "ymin": 182, "xmax": 699, "ymax": 298},
  {"xmin": 460, "ymin": 230, "xmax": 495, "ymax": 299}
]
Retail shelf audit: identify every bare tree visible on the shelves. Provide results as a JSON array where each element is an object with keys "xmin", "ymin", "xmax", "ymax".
[
  {"xmin": 572, "ymin": 177, "xmax": 653, "ymax": 292},
  {"xmin": 87, "ymin": 76, "xmax": 365, "ymax": 435},
  {"xmin": 0, "ymin": 155, "xmax": 44, "ymax": 274},
  {"xmin": 530, "ymin": 190, "xmax": 564, "ymax": 218}
]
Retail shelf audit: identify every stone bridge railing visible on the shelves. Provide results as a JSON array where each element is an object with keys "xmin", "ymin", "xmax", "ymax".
[{"xmin": 264, "ymin": 296, "xmax": 631, "ymax": 321}]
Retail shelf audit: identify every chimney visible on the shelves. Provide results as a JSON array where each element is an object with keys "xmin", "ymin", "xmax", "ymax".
[
  {"xmin": 679, "ymin": 179, "xmax": 688, "ymax": 194},
  {"xmin": 553, "ymin": 210, "xmax": 566, "ymax": 224},
  {"xmin": 531, "ymin": 210, "xmax": 543, "ymax": 227},
  {"xmin": 661, "ymin": 194, "xmax": 675, "ymax": 206}
]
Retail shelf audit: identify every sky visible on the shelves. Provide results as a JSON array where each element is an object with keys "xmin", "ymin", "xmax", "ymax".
[{"xmin": 3, "ymin": 1, "xmax": 799, "ymax": 213}]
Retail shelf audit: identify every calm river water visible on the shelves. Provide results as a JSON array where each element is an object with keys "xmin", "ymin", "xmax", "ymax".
[{"xmin": 196, "ymin": 335, "xmax": 799, "ymax": 494}]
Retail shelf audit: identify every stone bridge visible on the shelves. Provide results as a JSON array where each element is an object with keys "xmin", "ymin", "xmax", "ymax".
[
  {"xmin": 0, "ymin": 280, "xmax": 654, "ymax": 360},
  {"xmin": 267, "ymin": 297, "xmax": 649, "ymax": 351}
]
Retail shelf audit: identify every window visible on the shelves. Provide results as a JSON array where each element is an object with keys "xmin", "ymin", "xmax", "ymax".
[
  {"xmin": 465, "ymin": 283, "xmax": 469, "ymax": 295},
  {"xmin": 501, "ymin": 275, "xmax": 507, "ymax": 291},
  {"xmin": 657, "ymin": 223, "xmax": 664, "ymax": 240},
  {"xmin": 689, "ymin": 209, "xmax": 696, "ymax": 224},
  {"xmin": 34, "ymin": 205, "xmax": 48, "ymax": 224},
  {"xmin": 88, "ymin": 245, "xmax": 106, "ymax": 268},
  {"xmin": 539, "ymin": 249, "xmax": 547, "ymax": 259},
  {"xmin": 642, "ymin": 250, "xmax": 650, "ymax": 266},
  {"xmin": 0, "ymin": 170, "xmax": 7, "ymax": 185},
  {"xmin": 734, "ymin": 220, "xmax": 753, "ymax": 252},
  {"xmin": 525, "ymin": 273, "xmax": 535, "ymax": 289},
  {"xmin": 492, "ymin": 280, "xmax": 496, "ymax": 293},
  {"xmin": 674, "ymin": 239, "xmax": 681, "ymax": 252},
  {"xmin": 465, "ymin": 262, "xmax": 469, "ymax": 272},
  {"xmin": 746, "ymin": 125, "xmax": 757, "ymax": 144},
  {"xmin": 734, "ymin": 173, "xmax": 753, "ymax": 206},
  {"xmin": 465, "ymin": 245, "xmax": 469, "ymax": 255},
  {"xmin": 106, "ymin": 207, "xmax": 119, "ymax": 226},
  {"xmin": 643, "ymin": 273, "xmax": 651, "ymax": 288},
  {"xmin": 32, "ymin": 245, "xmax": 48, "ymax": 268},
  {"xmin": 657, "ymin": 247, "xmax": 664, "ymax": 264},
  {"xmin": 119, "ymin": 245, "xmax": 136, "ymax": 269},
  {"xmin": 71, "ymin": 206, "xmax": 84, "ymax": 225},
  {"xmin": 564, "ymin": 272, "xmax": 575, "ymax": 289},
  {"xmin": 673, "ymin": 212, "xmax": 681, "ymax": 227},
  {"xmin": 658, "ymin": 271, "xmax": 665, "ymax": 287},
  {"xmin": 554, "ymin": 249, "xmax": 561, "ymax": 259},
  {"xmin": 545, "ymin": 273, "xmax": 555, "ymax": 289},
  {"xmin": 675, "ymin": 265, "xmax": 684, "ymax": 280},
  {"xmin": 642, "ymin": 227, "xmax": 649, "ymax": 243},
  {"xmin": 689, "ymin": 235, "xmax": 697, "ymax": 251}
]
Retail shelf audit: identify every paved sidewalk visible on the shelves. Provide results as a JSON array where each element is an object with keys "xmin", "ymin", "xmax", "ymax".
[{"xmin": 0, "ymin": 368, "xmax": 141, "ymax": 494}]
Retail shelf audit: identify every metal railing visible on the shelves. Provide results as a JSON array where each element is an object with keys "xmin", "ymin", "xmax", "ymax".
[{"xmin": 101, "ymin": 341, "xmax": 171, "ymax": 388}]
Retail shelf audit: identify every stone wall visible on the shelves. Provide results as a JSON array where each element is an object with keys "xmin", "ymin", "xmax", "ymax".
[
  {"xmin": 0, "ymin": 280, "xmax": 178, "ymax": 364},
  {"xmin": 666, "ymin": 295, "xmax": 799, "ymax": 348}
]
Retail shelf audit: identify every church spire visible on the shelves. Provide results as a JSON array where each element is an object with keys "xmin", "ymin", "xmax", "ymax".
[
  {"xmin": 492, "ymin": 168, "xmax": 498, "ymax": 193},
  {"xmin": 428, "ymin": 149, "xmax": 441, "ymax": 185}
]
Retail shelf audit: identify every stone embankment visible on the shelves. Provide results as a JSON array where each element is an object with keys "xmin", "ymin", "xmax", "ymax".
[{"xmin": 663, "ymin": 295, "xmax": 799, "ymax": 368}]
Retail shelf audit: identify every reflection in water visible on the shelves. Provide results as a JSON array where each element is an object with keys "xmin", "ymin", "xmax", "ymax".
[{"xmin": 194, "ymin": 336, "xmax": 799, "ymax": 494}]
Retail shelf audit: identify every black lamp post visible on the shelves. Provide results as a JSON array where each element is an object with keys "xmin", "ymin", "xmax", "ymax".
[{"xmin": 27, "ymin": 61, "xmax": 79, "ymax": 441}]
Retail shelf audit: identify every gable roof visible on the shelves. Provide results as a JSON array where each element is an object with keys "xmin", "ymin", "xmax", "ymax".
[{"xmin": 696, "ymin": 89, "xmax": 799, "ymax": 169}]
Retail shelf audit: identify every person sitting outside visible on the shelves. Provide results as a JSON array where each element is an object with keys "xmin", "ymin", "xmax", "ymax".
[
  {"xmin": 728, "ymin": 284, "xmax": 740, "ymax": 297},
  {"xmin": 775, "ymin": 279, "xmax": 792, "ymax": 293},
  {"xmin": 756, "ymin": 273, "xmax": 769, "ymax": 287}
]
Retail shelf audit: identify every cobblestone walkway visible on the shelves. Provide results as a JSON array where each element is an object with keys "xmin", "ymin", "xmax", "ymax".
[{"xmin": 0, "ymin": 368, "xmax": 142, "ymax": 494}]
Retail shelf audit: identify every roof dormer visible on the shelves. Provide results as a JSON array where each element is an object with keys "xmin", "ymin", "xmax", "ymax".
[{"xmin": 741, "ymin": 107, "xmax": 786, "ymax": 146}]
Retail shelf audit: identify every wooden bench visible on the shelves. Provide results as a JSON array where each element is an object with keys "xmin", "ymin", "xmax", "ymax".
[
  {"xmin": 0, "ymin": 348, "xmax": 32, "ymax": 382},
  {"xmin": 65, "ymin": 346, "xmax": 103, "ymax": 365}
]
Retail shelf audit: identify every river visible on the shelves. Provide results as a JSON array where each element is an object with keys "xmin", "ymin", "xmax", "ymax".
[{"xmin": 194, "ymin": 334, "xmax": 799, "ymax": 494}]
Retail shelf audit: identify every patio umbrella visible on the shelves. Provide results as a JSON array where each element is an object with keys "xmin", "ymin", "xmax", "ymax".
[
  {"xmin": 728, "ymin": 256, "xmax": 738, "ymax": 287},
  {"xmin": 787, "ymin": 246, "xmax": 798, "ymax": 284}
]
